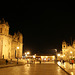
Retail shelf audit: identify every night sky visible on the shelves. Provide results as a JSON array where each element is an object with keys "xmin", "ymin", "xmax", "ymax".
[{"xmin": 0, "ymin": 2, "xmax": 75, "ymax": 54}]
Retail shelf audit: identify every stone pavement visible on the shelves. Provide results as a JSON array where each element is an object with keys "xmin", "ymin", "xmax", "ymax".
[
  {"xmin": 57, "ymin": 61, "xmax": 75, "ymax": 75},
  {"xmin": 0, "ymin": 63, "xmax": 68, "ymax": 75},
  {"xmin": 0, "ymin": 59, "xmax": 26, "ymax": 68}
]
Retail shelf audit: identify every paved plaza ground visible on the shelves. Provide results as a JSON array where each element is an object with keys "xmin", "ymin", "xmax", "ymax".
[{"xmin": 0, "ymin": 63, "xmax": 68, "ymax": 75}]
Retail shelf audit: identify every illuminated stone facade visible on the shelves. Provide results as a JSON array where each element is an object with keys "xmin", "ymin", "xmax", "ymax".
[
  {"xmin": 0, "ymin": 18, "xmax": 23, "ymax": 59},
  {"xmin": 62, "ymin": 40, "xmax": 75, "ymax": 61}
]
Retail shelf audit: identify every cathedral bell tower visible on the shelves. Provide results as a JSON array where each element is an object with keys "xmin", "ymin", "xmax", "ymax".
[
  {"xmin": 62, "ymin": 40, "xmax": 67, "ymax": 49},
  {"xmin": 0, "ymin": 18, "xmax": 9, "ymax": 36}
]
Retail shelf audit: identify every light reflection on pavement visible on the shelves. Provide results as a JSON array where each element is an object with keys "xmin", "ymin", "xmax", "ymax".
[
  {"xmin": 57, "ymin": 61, "xmax": 75, "ymax": 75},
  {"xmin": 0, "ymin": 63, "xmax": 68, "ymax": 75}
]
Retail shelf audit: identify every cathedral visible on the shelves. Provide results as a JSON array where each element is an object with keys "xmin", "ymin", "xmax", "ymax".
[
  {"xmin": 0, "ymin": 18, "xmax": 23, "ymax": 59},
  {"xmin": 62, "ymin": 40, "xmax": 75, "ymax": 61}
]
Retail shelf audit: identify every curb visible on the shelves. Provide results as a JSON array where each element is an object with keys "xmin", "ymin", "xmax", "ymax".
[
  {"xmin": 57, "ymin": 64, "xmax": 71, "ymax": 75},
  {"xmin": 0, "ymin": 64, "xmax": 25, "ymax": 69}
]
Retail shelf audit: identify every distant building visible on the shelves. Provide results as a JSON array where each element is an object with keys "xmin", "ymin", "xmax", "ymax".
[
  {"xmin": 37, "ymin": 54, "xmax": 55, "ymax": 62},
  {"xmin": 62, "ymin": 40, "xmax": 75, "ymax": 61},
  {"xmin": 0, "ymin": 18, "xmax": 23, "ymax": 59},
  {"xmin": 24, "ymin": 53, "xmax": 55, "ymax": 62}
]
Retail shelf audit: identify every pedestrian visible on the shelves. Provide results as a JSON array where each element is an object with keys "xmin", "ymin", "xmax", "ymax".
[
  {"xmin": 71, "ymin": 60, "xmax": 74, "ymax": 66},
  {"xmin": 34, "ymin": 60, "xmax": 35, "ymax": 64},
  {"xmin": 40, "ymin": 60, "xmax": 41, "ymax": 64},
  {"xmin": 27, "ymin": 60, "xmax": 28, "ymax": 64},
  {"xmin": 63, "ymin": 60, "xmax": 65, "ymax": 65},
  {"xmin": 6, "ymin": 59, "xmax": 8, "ymax": 65}
]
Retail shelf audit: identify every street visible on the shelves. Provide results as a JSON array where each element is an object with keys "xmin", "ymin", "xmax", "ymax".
[{"xmin": 0, "ymin": 63, "xmax": 68, "ymax": 75}]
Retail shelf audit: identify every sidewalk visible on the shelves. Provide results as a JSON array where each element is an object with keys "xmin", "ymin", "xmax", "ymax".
[
  {"xmin": 0, "ymin": 59, "xmax": 25, "ymax": 68},
  {"xmin": 57, "ymin": 61, "xmax": 75, "ymax": 75},
  {"xmin": 0, "ymin": 63, "xmax": 25, "ymax": 68}
]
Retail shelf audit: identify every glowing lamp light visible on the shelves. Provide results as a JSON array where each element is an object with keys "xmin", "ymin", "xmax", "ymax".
[
  {"xmin": 53, "ymin": 56, "xmax": 54, "ymax": 58},
  {"xmin": 57, "ymin": 54, "xmax": 60, "ymax": 56},
  {"xmin": 17, "ymin": 47, "xmax": 19, "ymax": 49},
  {"xmin": 27, "ymin": 52, "xmax": 30, "ymax": 54},
  {"xmin": 41, "ymin": 56, "xmax": 43, "ymax": 58},
  {"xmin": 33, "ymin": 55, "xmax": 35, "ymax": 58},
  {"xmin": 46, "ymin": 56, "xmax": 48, "ymax": 58},
  {"xmin": 70, "ymin": 51, "xmax": 72, "ymax": 54}
]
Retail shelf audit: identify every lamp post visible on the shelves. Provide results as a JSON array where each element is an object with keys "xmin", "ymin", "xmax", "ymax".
[
  {"xmin": 33, "ymin": 54, "xmax": 36, "ymax": 59},
  {"xmin": 33, "ymin": 54, "xmax": 36, "ymax": 63},
  {"xmin": 17, "ymin": 46, "xmax": 19, "ymax": 64},
  {"xmin": 55, "ymin": 49, "xmax": 57, "ymax": 63},
  {"xmin": 25, "ymin": 51, "xmax": 30, "ymax": 64},
  {"xmin": 25, "ymin": 51, "xmax": 30, "ymax": 61},
  {"xmin": 57, "ymin": 54, "xmax": 61, "ymax": 61},
  {"xmin": 25, "ymin": 51, "xmax": 30, "ymax": 57}
]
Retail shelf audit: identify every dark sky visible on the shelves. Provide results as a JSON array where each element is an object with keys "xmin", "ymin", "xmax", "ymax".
[{"xmin": 0, "ymin": 2, "xmax": 75, "ymax": 54}]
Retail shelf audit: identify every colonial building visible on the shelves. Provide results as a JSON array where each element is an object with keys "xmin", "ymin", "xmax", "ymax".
[
  {"xmin": 62, "ymin": 40, "xmax": 75, "ymax": 61},
  {"xmin": 0, "ymin": 18, "xmax": 23, "ymax": 59}
]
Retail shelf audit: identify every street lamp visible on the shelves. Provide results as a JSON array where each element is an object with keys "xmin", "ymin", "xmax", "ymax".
[
  {"xmin": 33, "ymin": 54, "xmax": 36, "ymax": 58},
  {"xmin": 57, "ymin": 54, "xmax": 61, "ymax": 61},
  {"xmin": 27, "ymin": 52, "xmax": 30, "ymax": 55},
  {"xmin": 54, "ymin": 49, "xmax": 57, "ymax": 62},
  {"xmin": 25, "ymin": 51, "xmax": 30, "ymax": 59},
  {"xmin": 70, "ymin": 51, "xmax": 72, "ymax": 54},
  {"xmin": 17, "ymin": 46, "xmax": 19, "ymax": 64},
  {"xmin": 17, "ymin": 47, "xmax": 19, "ymax": 49},
  {"xmin": 33, "ymin": 55, "xmax": 36, "ymax": 58},
  {"xmin": 33, "ymin": 54, "xmax": 36, "ymax": 63},
  {"xmin": 57, "ymin": 54, "xmax": 60, "ymax": 56}
]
